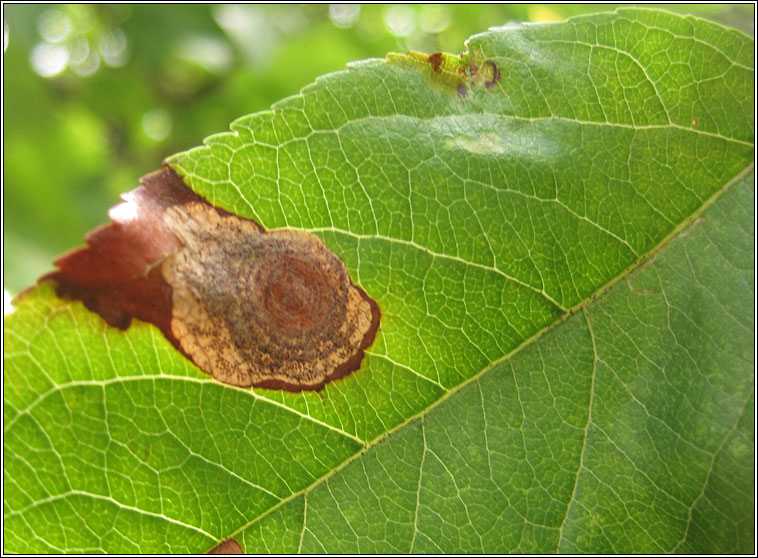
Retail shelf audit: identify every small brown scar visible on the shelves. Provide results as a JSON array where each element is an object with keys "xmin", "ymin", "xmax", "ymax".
[
  {"xmin": 482, "ymin": 60, "xmax": 501, "ymax": 89},
  {"xmin": 677, "ymin": 217, "xmax": 707, "ymax": 239},
  {"xmin": 691, "ymin": 117, "xmax": 698, "ymax": 127},
  {"xmin": 45, "ymin": 167, "xmax": 381, "ymax": 392},
  {"xmin": 626, "ymin": 276, "xmax": 659, "ymax": 295},
  {"xmin": 428, "ymin": 51, "xmax": 443, "ymax": 73},
  {"xmin": 208, "ymin": 538, "xmax": 243, "ymax": 554}
]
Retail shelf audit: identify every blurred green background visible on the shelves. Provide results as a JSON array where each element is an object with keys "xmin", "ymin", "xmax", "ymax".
[{"xmin": 3, "ymin": 4, "xmax": 753, "ymax": 302}]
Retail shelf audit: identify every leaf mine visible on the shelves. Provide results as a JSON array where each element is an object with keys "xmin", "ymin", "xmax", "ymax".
[
  {"xmin": 387, "ymin": 49, "xmax": 502, "ymax": 97},
  {"xmin": 45, "ymin": 167, "xmax": 380, "ymax": 391}
]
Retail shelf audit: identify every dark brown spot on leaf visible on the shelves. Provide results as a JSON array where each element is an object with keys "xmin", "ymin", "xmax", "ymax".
[
  {"xmin": 208, "ymin": 539, "xmax": 243, "ymax": 554},
  {"xmin": 428, "ymin": 51, "xmax": 443, "ymax": 73},
  {"xmin": 46, "ymin": 167, "xmax": 381, "ymax": 391}
]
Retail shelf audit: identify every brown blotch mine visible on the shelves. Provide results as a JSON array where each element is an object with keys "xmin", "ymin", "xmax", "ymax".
[
  {"xmin": 208, "ymin": 538, "xmax": 243, "ymax": 554},
  {"xmin": 46, "ymin": 167, "xmax": 381, "ymax": 392}
]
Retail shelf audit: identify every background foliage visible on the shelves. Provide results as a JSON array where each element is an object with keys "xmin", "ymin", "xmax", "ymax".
[{"xmin": 2, "ymin": 3, "xmax": 754, "ymax": 297}]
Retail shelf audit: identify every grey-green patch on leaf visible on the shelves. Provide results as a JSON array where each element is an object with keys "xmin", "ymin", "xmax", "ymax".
[{"xmin": 3, "ymin": 8, "xmax": 754, "ymax": 554}]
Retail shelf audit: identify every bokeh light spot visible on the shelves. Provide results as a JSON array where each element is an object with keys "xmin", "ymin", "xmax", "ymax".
[
  {"xmin": 329, "ymin": 4, "xmax": 360, "ymax": 29},
  {"xmin": 68, "ymin": 37, "xmax": 89, "ymax": 65},
  {"xmin": 68, "ymin": 38, "xmax": 100, "ymax": 76},
  {"xmin": 142, "ymin": 109, "xmax": 172, "ymax": 141},
  {"xmin": 37, "ymin": 10, "xmax": 71, "ymax": 43},
  {"xmin": 30, "ymin": 42, "xmax": 69, "ymax": 77},
  {"xmin": 213, "ymin": 4, "xmax": 275, "ymax": 68},
  {"xmin": 420, "ymin": 6, "xmax": 451, "ymax": 34},
  {"xmin": 178, "ymin": 36, "xmax": 232, "ymax": 74},
  {"xmin": 98, "ymin": 27, "xmax": 129, "ymax": 67},
  {"xmin": 72, "ymin": 49, "xmax": 100, "ymax": 77},
  {"xmin": 384, "ymin": 5, "xmax": 416, "ymax": 37}
]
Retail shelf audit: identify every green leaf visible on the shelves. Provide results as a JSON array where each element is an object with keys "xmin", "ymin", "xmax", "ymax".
[{"xmin": 4, "ymin": 8, "xmax": 753, "ymax": 553}]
